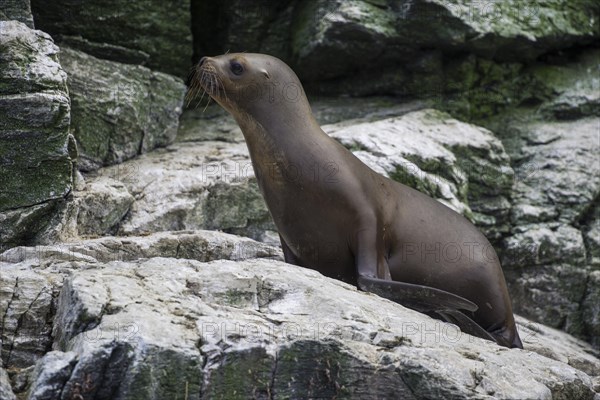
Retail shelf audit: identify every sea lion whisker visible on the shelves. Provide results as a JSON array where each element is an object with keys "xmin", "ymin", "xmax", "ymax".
[
  {"xmin": 208, "ymin": 71, "xmax": 218, "ymax": 96},
  {"xmin": 199, "ymin": 72, "xmax": 219, "ymax": 112},
  {"xmin": 192, "ymin": 70, "xmax": 211, "ymax": 110},
  {"xmin": 214, "ymin": 73, "xmax": 224, "ymax": 101},
  {"xmin": 202, "ymin": 91, "xmax": 213, "ymax": 112},
  {"xmin": 198, "ymin": 69, "xmax": 208, "ymax": 101},
  {"xmin": 185, "ymin": 64, "xmax": 208, "ymax": 108},
  {"xmin": 197, "ymin": 86, "xmax": 207, "ymax": 107},
  {"xmin": 214, "ymin": 74, "xmax": 227, "ymax": 102}
]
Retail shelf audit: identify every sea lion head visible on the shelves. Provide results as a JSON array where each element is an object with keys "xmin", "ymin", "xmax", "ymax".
[{"xmin": 188, "ymin": 53, "xmax": 310, "ymax": 124}]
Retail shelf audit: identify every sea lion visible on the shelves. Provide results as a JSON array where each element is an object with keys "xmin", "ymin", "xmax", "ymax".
[{"xmin": 189, "ymin": 53, "xmax": 523, "ymax": 349}]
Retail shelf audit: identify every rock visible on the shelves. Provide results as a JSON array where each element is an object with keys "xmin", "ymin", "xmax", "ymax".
[
  {"xmin": 0, "ymin": 367, "xmax": 16, "ymax": 400},
  {"xmin": 515, "ymin": 315, "xmax": 600, "ymax": 377},
  {"xmin": 293, "ymin": 0, "xmax": 599, "ymax": 80},
  {"xmin": 92, "ymin": 141, "xmax": 275, "ymax": 242},
  {"xmin": 410, "ymin": 0, "xmax": 599, "ymax": 59},
  {"xmin": 311, "ymin": 97, "xmax": 425, "ymax": 125},
  {"xmin": 0, "ymin": 230, "xmax": 282, "ymax": 265},
  {"xmin": 0, "ymin": 231, "xmax": 281, "ymax": 370},
  {"xmin": 1, "ymin": 174, "xmax": 134, "ymax": 244},
  {"xmin": 177, "ymin": 103, "xmax": 243, "ymax": 143},
  {"xmin": 2, "ymin": 242, "xmax": 598, "ymax": 398},
  {"xmin": 26, "ymin": 351, "xmax": 77, "ymax": 400},
  {"xmin": 582, "ymin": 271, "xmax": 600, "ymax": 349},
  {"xmin": 440, "ymin": 49, "xmax": 598, "ymax": 124},
  {"xmin": 584, "ymin": 212, "xmax": 600, "ymax": 267},
  {"xmin": 0, "ymin": 0, "xmax": 34, "ymax": 28},
  {"xmin": 75, "ymin": 177, "xmax": 134, "ymax": 237},
  {"xmin": 190, "ymin": 0, "xmax": 295, "ymax": 64},
  {"xmin": 177, "ymin": 97, "xmax": 424, "ymax": 144},
  {"xmin": 0, "ymin": 20, "xmax": 74, "ymax": 215},
  {"xmin": 0, "ymin": 201, "xmax": 66, "ymax": 249},
  {"xmin": 292, "ymin": 0, "xmax": 398, "ymax": 82},
  {"xmin": 491, "ymin": 112, "xmax": 600, "ymax": 344},
  {"xmin": 39, "ymin": 258, "xmax": 600, "ymax": 399},
  {"xmin": 506, "ymin": 263, "xmax": 589, "ymax": 336},
  {"xmin": 503, "ymin": 224, "xmax": 587, "ymax": 267},
  {"xmin": 58, "ymin": 47, "xmax": 185, "ymax": 172},
  {"xmin": 0, "ymin": 19, "xmax": 81, "ymax": 247},
  {"xmin": 324, "ymin": 108, "xmax": 514, "ymax": 240},
  {"xmin": 509, "ymin": 118, "xmax": 599, "ymax": 224},
  {"xmin": 30, "ymin": 0, "xmax": 192, "ymax": 77},
  {"xmin": 0, "ymin": 265, "xmax": 55, "ymax": 368},
  {"xmin": 188, "ymin": 1, "xmax": 598, "ymax": 99},
  {"xmin": 291, "ymin": 0, "xmax": 599, "ymax": 98},
  {"xmin": 534, "ymin": 50, "xmax": 600, "ymax": 120},
  {"xmin": 484, "ymin": 60, "xmax": 600, "ymax": 345}
]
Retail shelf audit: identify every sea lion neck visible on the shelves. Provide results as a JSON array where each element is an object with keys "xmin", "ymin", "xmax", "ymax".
[
  {"xmin": 234, "ymin": 107, "xmax": 326, "ymax": 167},
  {"xmin": 236, "ymin": 94, "xmax": 324, "ymax": 146}
]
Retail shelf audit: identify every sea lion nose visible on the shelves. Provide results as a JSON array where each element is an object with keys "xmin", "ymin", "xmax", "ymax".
[{"xmin": 199, "ymin": 56, "xmax": 208, "ymax": 66}]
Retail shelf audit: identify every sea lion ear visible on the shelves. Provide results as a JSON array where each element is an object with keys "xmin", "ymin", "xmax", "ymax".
[{"xmin": 260, "ymin": 69, "xmax": 271, "ymax": 79}]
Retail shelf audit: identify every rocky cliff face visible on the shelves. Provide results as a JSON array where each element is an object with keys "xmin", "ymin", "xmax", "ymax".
[
  {"xmin": 0, "ymin": 0, "xmax": 598, "ymax": 398},
  {"xmin": 0, "ymin": 20, "xmax": 75, "ymax": 247}
]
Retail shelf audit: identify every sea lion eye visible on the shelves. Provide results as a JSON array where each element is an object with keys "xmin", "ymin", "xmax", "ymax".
[{"xmin": 230, "ymin": 61, "xmax": 244, "ymax": 76}]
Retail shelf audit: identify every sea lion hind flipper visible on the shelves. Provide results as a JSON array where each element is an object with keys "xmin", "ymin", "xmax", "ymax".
[
  {"xmin": 436, "ymin": 309, "xmax": 497, "ymax": 343},
  {"xmin": 357, "ymin": 276, "xmax": 478, "ymax": 313}
]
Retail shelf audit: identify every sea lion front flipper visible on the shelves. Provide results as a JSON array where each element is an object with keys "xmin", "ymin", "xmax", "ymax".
[
  {"xmin": 357, "ymin": 276, "xmax": 478, "ymax": 313},
  {"xmin": 436, "ymin": 309, "xmax": 497, "ymax": 343}
]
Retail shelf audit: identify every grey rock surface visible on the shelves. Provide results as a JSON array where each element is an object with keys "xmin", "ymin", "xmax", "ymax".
[
  {"xmin": 0, "ymin": 0, "xmax": 33, "ymax": 28},
  {"xmin": 74, "ymin": 177, "xmax": 135, "ymax": 237},
  {"xmin": 26, "ymin": 351, "xmax": 77, "ymax": 400},
  {"xmin": 0, "ymin": 21, "xmax": 73, "ymax": 211},
  {"xmin": 0, "ymin": 231, "xmax": 281, "ymax": 371},
  {"xmin": 59, "ymin": 47, "xmax": 185, "ymax": 172},
  {"xmin": 30, "ymin": 0, "xmax": 192, "ymax": 77},
  {"xmin": 483, "ymin": 54, "xmax": 600, "ymax": 346},
  {"xmin": 533, "ymin": 51, "xmax": 600, "ymax": 120},
  {"xmin": 97, "ymin": 141, "xmax": 274, "ymax": 242},
  {"xmin": 0, "ymin": 201, "xmax": 67, "ymax": 249},
  {"xmin": 36, "ymin": 258, "xmax": 600, "ymax": 399},
  {"xmin": 191, "ymin": 0, "xmax": 598, "ymax": 97},
  {"xmin": 293, "ymin": 0, "xmax": 599, "ymax": 82},
  {"xmin": 0, "ymin": 230, "xmax": 282, "ymax": 265},
  {"xmin": 2, "ymin": 240, "xmax": 597, "ymax": 398},
  {"xmin": 583, "ymin": 271, "xmax": 600, "ymax": 350},
  {"xmin": 508, "ymin": 118, "xmax": 598, "ymax": 224},
  {"xmin": 0, "ymin": 367, "xmax": 16, "ymax": 400}
]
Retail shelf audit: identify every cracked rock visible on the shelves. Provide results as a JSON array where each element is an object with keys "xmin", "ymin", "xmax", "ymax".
[
  {"xmin": 58, "ymin": 47, "xmax": 185, "ymax": 172},
  {"xmin": 37, "ymin": 258, "xmax": 597, "ymax": 399},
  {"xmin": 0, "ymin": 230, "xmax": 281, "ymax": 373},
  {"xmin": 0, "ymin": 367, "xmax": 16, "ymax": 400},
  {"xmin": 26, "ymin": 351, "xmax": 77, "ymax": 400}
]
